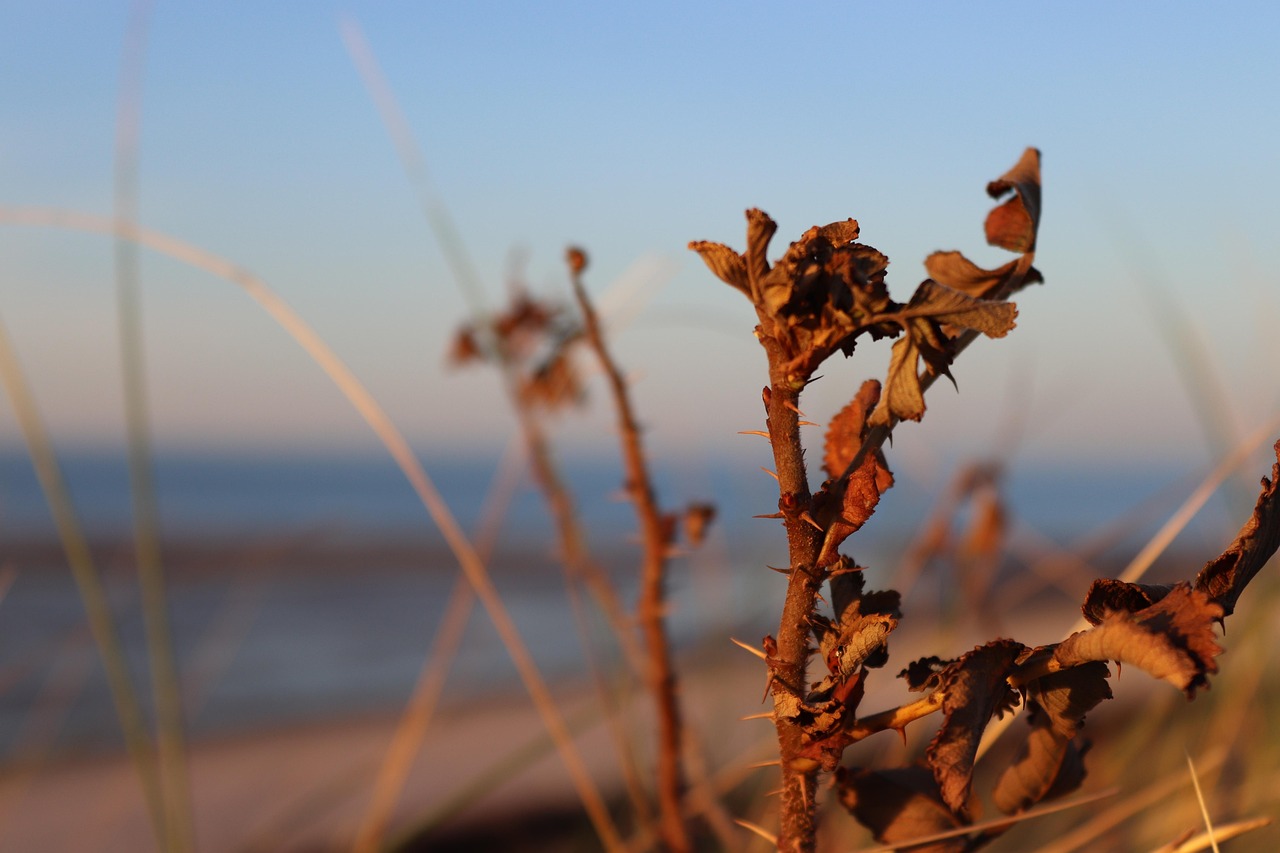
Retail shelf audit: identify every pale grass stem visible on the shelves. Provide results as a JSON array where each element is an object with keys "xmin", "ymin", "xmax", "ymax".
[
  {"xmin": 0, "ymin": 207, "xmax": 625, "ymax": 853},
  {"xmin": 0, "ymin": 316, "xmax": 168, "ymax": 848},
  {"xmin": 352, "ymin": 432, "xmax": 522, "ymax": 853},
  {"xmin": 112, "ymin": 2, "xmax": 195, "ymax": 847}
]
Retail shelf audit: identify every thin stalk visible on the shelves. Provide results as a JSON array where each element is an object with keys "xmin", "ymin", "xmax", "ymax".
[
  {"xmin": 112, "ymin": 2, "xmax": 195, "ymax": 849},
  {"xmin": 0, "ymin": 207, "xmax": 623, "ymax": 852},
  {"xmin": 571, "ymin": 264, "xmax": 691, "ymax": 853},
  {"xmin": 0, "ymin": 315, "xmax": 168, "ymax": 848},
  {"xmin": 352, "ymin": 433, "xmax": 522, "ymax": 853},
  {"xmin": 340, "ymin": 24, "xmax": 654, "ymax": 814}
]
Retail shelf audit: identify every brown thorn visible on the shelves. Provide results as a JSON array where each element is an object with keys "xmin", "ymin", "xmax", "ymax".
[
  {"xmin": 798, "ymin": 511, "xmax": 823, "ymax": 532},
  {"xmin": 783, "ymin": 400, "xmax": 805, "ymax": 416},
  {"xmin": 737, "ymin": 430, "xmax": 772, "ymax": 439},
  {"xmin": 734, "ymin": 818, "xmax": 778, "ymax": 844},
  {"xmin": 798, "ymin": 420, "xmax": 819, "ymax": 427},
  {"xmin": 740, "ymin": 711, "xmax": 773, "ymax": 721},
  {"xmin": 748, "ymin": 759, "xmax": 783, "ymax": 769},
  {"xmin": 753, "ymin": 512, "xmax": 784, "ymax": 519},
  {"xmin": 729, "ymin": 637, "xmax": 768, "ymax": 660},
  {"xmin": 765, "ymin": 565, "xmax": 791, "ymax": 575},
  {"xmin": 760, "ymin": 467, "xmax": 779, "ymax": 481}
]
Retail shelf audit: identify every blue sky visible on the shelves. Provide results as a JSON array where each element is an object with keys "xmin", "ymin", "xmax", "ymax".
[{"xmin": 1, "ymin": 2, "xmax": 1277, "ymax": 473}]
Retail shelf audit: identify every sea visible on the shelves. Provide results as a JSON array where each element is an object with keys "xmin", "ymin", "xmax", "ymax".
[{"xmin": 0, "ymin": 447, "xmax": 1250, "ymax": 758}]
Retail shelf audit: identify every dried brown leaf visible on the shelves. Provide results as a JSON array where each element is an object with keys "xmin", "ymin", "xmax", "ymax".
[
  {"xmin": 985, "ymin": 147, "xmax": 1041, "ymax": 253},
  {"xmin": 824, "ymin": 379, "xmax": 881, "ymax": 480},
  {"xmin": 817, "ymin": 218, "xmax": 861, "ymax": 246},
  {"xmin": 744, "ymin": 207, "xmax": 777, "ymax": 289},
  {"xmin": 925, "ymin": 250, "xmax": 1044, "ymax": 300},
  {"xmin": 687, "ymin": 240, "xmax": 749, "ymax": 296},
  {"xmin": 871, "ymin": 281, "xmax": 1017, "ymax": 426},
  {"xmin": 812, "ymin": 449, "xmax": 894, "ymax": 566},
  {"xmin": 993, "ymin": 662, "xmax": 1111, "ymax": 814},
  {"xmin": 908, "ymin": 280, "xmax": 1019, "ymax": 338},
  {"xmin": 927, "ymin": 639, "xmax": 1025, "ymax": 817},
  {"xmin": 1054, "ymin": 584, "xmax": 1223, "ymax": 696},
  {"xmin": 681, "ymin": 502, "xmax": 717, "ymax": 548},
  {"xmin": 1194, "ymin": 440, "xmax": 1280, "ymax": 618},
  {"xmin": 837, "ymin": 766, "xmax": 968, "ymax": 852},
  {"xmin": 1081, "ymin": 578, "xmax": 1178, "ymax": 626},
  {"xmin": 900, "ymin": 656, "xmax": 954, "ymax": 693}
]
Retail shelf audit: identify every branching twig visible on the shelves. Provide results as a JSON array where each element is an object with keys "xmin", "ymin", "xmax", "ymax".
[{"xmin": 569, "ymin": 247, "xmax": 692, "ymax": 853}]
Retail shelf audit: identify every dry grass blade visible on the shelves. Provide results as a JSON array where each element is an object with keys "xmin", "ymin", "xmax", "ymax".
[
  {"xmin": 0, "ymin": 315, "xmax": 167, "ymax": 848},
  {"xmin": 855, "ymin": 787, "xmax": 1119, "ymax": 852},
  {"xmin": 0, "ymin": 206, "xmax": 625, "ymax": 852},
  {"xmin": 733, "ymin": 818, "xmax": 778, "ymax": 845},
  {"xmin": 111, "ymin": 2, "xmax": 195, "ymax": 848},
  {"xmin": 351, "ymin": 433, "xmax": 524, "ymax": 853},
  {"xmin": 1184, "ymin": 752, "xmax": 1220, "ymax": 853},
  {"xmin": 1150, "ymin": 817, "xmax": 1274, "ymax": 853},
  {"xmin": 1033, "ymin": 751, "xmax": 1227, "ymax": 853}
]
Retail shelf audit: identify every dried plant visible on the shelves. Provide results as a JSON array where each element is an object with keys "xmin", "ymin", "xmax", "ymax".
[{"xmin": 690, "ymin": 149, "xmax": 1280, "ymax": 851}]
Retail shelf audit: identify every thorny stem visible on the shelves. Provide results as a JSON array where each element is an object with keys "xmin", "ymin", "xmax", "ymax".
[
  {"xmin": 761, "ymin": 337, "xmax": 825, "ymax": 853},
  {"xmin": 571, "ymin": 264, "xmax": 691, "ymax": 853}
]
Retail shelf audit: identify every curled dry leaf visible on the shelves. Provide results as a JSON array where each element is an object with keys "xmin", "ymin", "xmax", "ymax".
[
  {"xmin": 993, "ymin": 661, "xmax": 1111, "ymax": 814},
  {"xmin": 1081, "ymin": 578, "xmax": 1178, "ymax": 626},
  {"xmin": 926, "ymin": 639, "xmax": 1025, "ymax": 817},
  {"xmin": 823, "ymin": 379, "xmax": 881, "ymax": 480},
  {"xmin": 837, "ymin": 765, "xmax": 968, "ymax": 852},
  {"xmin": 925, "ymin": 250, "xmax": 1044, "ymax": 300},
  {"xmin": 687, "ymin": 239, "xmax": 749, "ymax": 296},
  {"xmin": 1194, "ymin": 440, "xmax": 1280, "ymax": 618},
  {"xmin": 985, "ymin": 147, "xmax": 1042, "ymax": 254},
  {"xmin": 872, "ymin": 280, "xmax": 1018, "ymax": 426},
  {"xmin": 1053, "ymin": 584, "xmax": 1223, "ymax": 697},
  {"xmin": 900, "ymin": 656, "xmax": 955, "ymax": 693},
  {"xmin": 813, "ymin": 570, "xmax": 901, "ymax": 678},
  {"xmin": 811, "ymin": 447, "xmax": 894, "ymax": 567}
]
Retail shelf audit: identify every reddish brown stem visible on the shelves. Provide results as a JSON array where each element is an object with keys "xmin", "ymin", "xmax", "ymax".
[
  {"xmin": 571, "ymin": 266, "xmax": 691, "ymax": 853},
  {"xmin": 759, "ymin": 337, "xmax": 827, "ymax": 852}
]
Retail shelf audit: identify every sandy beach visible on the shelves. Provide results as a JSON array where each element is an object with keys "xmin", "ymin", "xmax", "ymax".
[{"xmin": 0, "ymin": 645, "xmax": 772, "ymax": 852}]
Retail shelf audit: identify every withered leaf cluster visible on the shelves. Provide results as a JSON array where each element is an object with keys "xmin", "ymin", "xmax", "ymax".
[
  {"xmin": 448, "ymin": 291, "xmax": 585, "ymax": 411},
  {"xmin": 829, "ymin": 441, "xmax": 1280, "ymax": 848},
  {"xmin": 689, "ymin": 149, "xmax": 1041, "ymax": 426}
]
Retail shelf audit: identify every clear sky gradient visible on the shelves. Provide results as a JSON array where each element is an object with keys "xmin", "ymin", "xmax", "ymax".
[{"xmin": 1, "ymin": 2, "xmax": 1277, "ymax": 472}]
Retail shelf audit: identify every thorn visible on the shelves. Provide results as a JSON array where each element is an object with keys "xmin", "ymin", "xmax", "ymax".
[
  {"xmin": 765, "ymin": 564, "xmax": 791, "ymax": 575},
  {"xmin": 798, "ymin": 420, "xmax": 819, "ymax": 427},
  {"xmin": 753, "ymin": 512, "xmax": 784, "ymax": 519},
  {"xmin": 896, "ymin": 726, "xmax": 907, "ymax": 747},
  {"xmin": 733, "ymin": 818, "xmax": 778, "ymax": 845},
  {"xmin": 804, "ymin": 374, "xmax": 824, "ymax": 386},
  {"xmin": 761, "ymin": 674, "xmax": 776, "ymax": 703},
  {"xmin": 730, "ymin": 637, "xmax": 768, "ymax": 660},
  {"xmin": 798, "ymin": 511, "xmax": 823, "ymax": 532},
  {"xmin": 748, "ymin": 759, "xmax": 783, "ymax": 769},
  {"xmin": 763, "ymin": 787, "xmax": 784, "ymax": 798},
  {"xmin": 740, "ymin": 711, "xmax": 773, "ymax": 721},
  {"xmin": 760, "ymin": 467, "xmax": 779, "ymax": 481},
  {"xmin": 783, "ymin": 400, "xmax": 805, "ymax": 416},
  {"xmin": 737, "ymin": 430, "xmax": 772, "ymax": 439}
]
